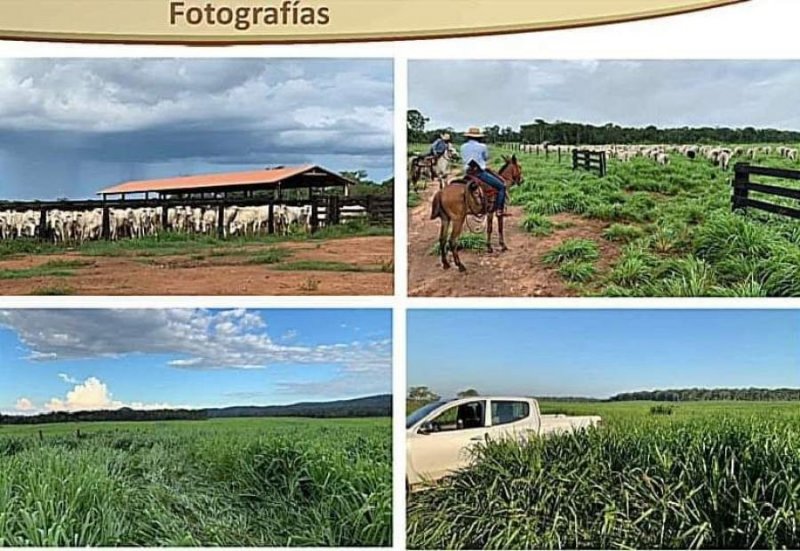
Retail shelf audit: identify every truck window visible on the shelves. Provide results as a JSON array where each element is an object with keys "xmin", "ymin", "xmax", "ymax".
[
  {"xmin": 491, "ymin": 400, "xmax": 530, "ymax": 426},
  {"xmin": 424, "ymin": 401, "xmax": 485, "ymax": 432}
]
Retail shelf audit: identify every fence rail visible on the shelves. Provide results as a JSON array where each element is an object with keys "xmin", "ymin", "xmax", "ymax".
[
  {"xmin": 572, "ymin": 149, "xmax": 608, "ymax": 177},
  {"xmin": 0, "ymin": 194, "xmax": 393, "ymax": 241},
  {"xmin": 732, "ymin": 163, "xmax": 800, "ymax": 220}
]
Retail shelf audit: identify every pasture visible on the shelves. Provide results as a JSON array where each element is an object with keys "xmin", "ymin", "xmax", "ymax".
[
  {"xmin": 407, "ymin": 401, "xmax": 800, "ymax": 550},
  {"xmin": 408, "ymin": 142, "xmax": 800, "ymax": 297},
  {"xmin": 0, "ymin": 417, "xmax": 392, "ymax": 547},
  {"xmin": 0, "ymin": 221, "xmax": 393, "ymax": 295}
]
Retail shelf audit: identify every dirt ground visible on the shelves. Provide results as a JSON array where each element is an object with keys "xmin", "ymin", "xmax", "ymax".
[
  {"xmin": 408, "ymin": 184, "xmax": 618, "ymax": 297},
  {"xmin": 0, "ymin": 236, "xmax": 393, "ymax": 296}
]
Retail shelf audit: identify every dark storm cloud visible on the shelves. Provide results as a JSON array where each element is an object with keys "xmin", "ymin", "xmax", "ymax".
[{"xmin": 0, "ymin": 59, "xmax": 393, "ymax": 200}]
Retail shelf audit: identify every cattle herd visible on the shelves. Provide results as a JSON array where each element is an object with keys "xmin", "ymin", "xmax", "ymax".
[
  {"xmin": 520, "ymin": 143, "xmax": 800, "ymax": 170},
  {"xmin": 0, "ymin": 203, "xmax": 367, "ymax": 242}
]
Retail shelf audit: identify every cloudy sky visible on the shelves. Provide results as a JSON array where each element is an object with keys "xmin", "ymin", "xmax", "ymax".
[
  {"xmin": 410, "ymin": 60, "xmax": 800, "ymax": 132},
  {"xmin": 408, "ymin": 310, "xmax": 799, "ymax": 399},
  {"xmin": 0, "ymin": 58, "xmax": 393, "ymax": 200},
  {"xmin": 0, "ymin": 309, "xmax": 391, "ymax": 415}
]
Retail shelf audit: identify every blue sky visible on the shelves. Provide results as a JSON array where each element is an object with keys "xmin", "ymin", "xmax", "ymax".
[
  {"xmin": 0, "ymin": 58, "xmax": 393, "ymax": 200},
  {"xmin": 407, "ymin": 310, "xmax": 799, "ymax": 399},
  {"xmin": 410, "ymin": 60, "xmax": 800, "ymax": 131},
  {"xmin": 0, "ymin": 309, "xmax": 391, "ymax": 414}
]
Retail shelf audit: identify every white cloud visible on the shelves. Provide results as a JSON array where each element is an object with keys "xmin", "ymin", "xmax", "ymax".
[
  {"xmin": 14, "ymin": 397, "xmax": 34, "ymax": 411},
  {"xmin": 0, "ymin": 309, "xmax": 391, "ymax": 390},
  {"xmin": 410, "ymin": 60, "xmax": 800, "ymax": 131},
  {"xmin": 43, "ymin": 377, "xmax": 174, "ymax": 412},
  {"xmin": 58, "ymin": 372, "xmax": 78, "ymax": 384}
]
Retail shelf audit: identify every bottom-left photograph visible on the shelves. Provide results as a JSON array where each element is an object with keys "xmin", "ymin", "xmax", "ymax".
[{"xmin": 0, "ymin": 308, "xmax": 392, "ymax": 548}]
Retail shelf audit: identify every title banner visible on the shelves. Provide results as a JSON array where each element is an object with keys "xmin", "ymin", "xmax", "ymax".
[{"xmin": 0, "ymin": 0, "xmax": 747, "ymax": 43}]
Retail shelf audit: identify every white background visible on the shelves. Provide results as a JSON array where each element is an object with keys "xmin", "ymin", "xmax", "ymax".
[{"xmin": 1, "ymin": 0, "xmax": 799, "ymax": 548}]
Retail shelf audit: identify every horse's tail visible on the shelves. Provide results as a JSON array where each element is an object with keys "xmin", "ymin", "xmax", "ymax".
[{"xmin": 430, "ymin": 192, "xmax": 442, "ymax": 220}]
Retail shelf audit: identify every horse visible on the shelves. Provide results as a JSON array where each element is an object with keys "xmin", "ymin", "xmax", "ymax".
[
  {"xmin": 409, "ymin": 145, "xmax": 459, "ymax": 191},
  {"xmin": 430, "ymin": 155, "xmax": 523, "ymax": 272}
]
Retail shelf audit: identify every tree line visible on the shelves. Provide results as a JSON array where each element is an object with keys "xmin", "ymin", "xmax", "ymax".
[
  {"xmin": 407, "ymin": 386, "xmax": 800, "ymax": 405},
  {"xmin": 0, "ymin": 394, "xmax": 392, "ymax": 426},
  {"xmin": 407, "ymin": 109, "xmax": 800, "ymax": 146},
  {"xmin": 0, "ymin": 408, "xmax": 206, "ymax": 425},
  {"xmin": 609, "ymin": 388, "xmax": 800, "ymax": 402}
]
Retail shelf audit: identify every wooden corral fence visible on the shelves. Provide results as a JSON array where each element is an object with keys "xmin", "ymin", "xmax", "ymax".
[
  {"xmin": 0, "ymin": 194, "xmax": 393, "ymax": 241},
  {"xmin": 572, "ymin": 149, "xmax": 608, "ymax": 177},
  {"xmin": 732, "ymin": 163, "xmax": 800, "ymax": 219}
]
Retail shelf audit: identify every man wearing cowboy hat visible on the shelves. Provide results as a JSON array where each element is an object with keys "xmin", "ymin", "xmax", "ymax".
[
  {"xmin": 429, "ymin": 132, "xmax": 451, "ymax": 158},
  {"xmin": 460, "ymin": 127, "xmax": 507, "ymax": 216}
]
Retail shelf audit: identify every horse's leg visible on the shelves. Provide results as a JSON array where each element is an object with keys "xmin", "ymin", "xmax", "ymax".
[
  {"xmin": 439, "ymin": 217, "xmax": 451, "ymax": 270},
  {"xmin": 499, "ymin": 214, "xmax": 508, "ymax": 252},
  {"xmin": 450, "ymin": 215, "xmax": 468, "ymax": 272},
  {"xmin": 486, "ymin": 213, "xmax": 494, "ymax": 253}
]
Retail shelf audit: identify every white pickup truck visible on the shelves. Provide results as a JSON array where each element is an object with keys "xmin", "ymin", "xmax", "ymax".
[{"xmin": 406, "ymin": 396, "xmax": 601, "ymax": 485}]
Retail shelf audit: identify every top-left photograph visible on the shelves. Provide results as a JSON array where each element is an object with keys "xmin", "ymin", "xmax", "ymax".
[{"xmin": 0, "ymin": 58, "xmax": 394, "ymax": 296}]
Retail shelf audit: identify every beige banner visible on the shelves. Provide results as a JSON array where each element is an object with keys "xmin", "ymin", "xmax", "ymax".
[{"xmin": 0, "ymin": 0, "xmax": 747, "ymax": 43}]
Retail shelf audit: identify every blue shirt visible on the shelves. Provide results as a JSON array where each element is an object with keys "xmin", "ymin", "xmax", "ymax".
[
  {"xmin": 430, "ymin": 138, "xmax": 447, "ymax": 156},
  {"xmin": 461, "ymin": 139, "xmax": 488, "ymax": 171}
]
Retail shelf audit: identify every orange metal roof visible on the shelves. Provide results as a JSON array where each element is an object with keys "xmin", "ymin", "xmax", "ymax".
[{"xmin": 98, "ymin": 164, "xmax": 343, "ymax": 195}]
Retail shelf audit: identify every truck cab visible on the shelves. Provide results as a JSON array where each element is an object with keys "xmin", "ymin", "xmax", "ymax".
[{"xmin": 406, "ymin": 396, "xmax": 600, "ymax": 486}]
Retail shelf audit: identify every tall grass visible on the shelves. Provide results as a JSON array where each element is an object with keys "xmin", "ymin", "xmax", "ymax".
[
  {"xmin": 503, "ymin": 147, "xmax": 800, "ymax": 296},
  {"xmin": 0, "ymin": 418, "xmax": 391, "ymax": 547},
  {"xmin": 407, "ymin": 406, "xmax": 800, "ymax": 550}
]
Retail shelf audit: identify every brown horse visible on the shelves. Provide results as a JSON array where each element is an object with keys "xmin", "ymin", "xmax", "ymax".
[{"xmin": 430, "ymin": 155, "xmax": 523, "ymax": 272}]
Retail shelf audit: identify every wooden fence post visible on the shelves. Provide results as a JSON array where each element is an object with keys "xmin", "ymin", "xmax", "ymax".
[
  {"xmin": 161, "ymin": 203, "xmax": 169, "ymax": 232},
  {"xmin": 732, "ymin": 163, "xmax": 750, "ymax": 212},
  {"xmin": 572, "ymin": 149, "xmax": 578, "ymax": 170},
  {"xmin": 217, "ymin": 202, "xmax": 226, "ymax": 239},
  {"xmin": 268, "ymin": 200, "xmax": 275, "ymax": 235},
  {"xmin": 101, "ymin": 205, "xmax": 111, "ymax": 240},
  {"xmin": 328, "ymin": 194, "xmax": 340, "ymax": 226},
  {"xmin": 310, "ymin": 195, "xmax": 319, "ymax": 234},
  {"xmin": 38, "ymin": 207, "xmax": 48, "ymax": 241}
]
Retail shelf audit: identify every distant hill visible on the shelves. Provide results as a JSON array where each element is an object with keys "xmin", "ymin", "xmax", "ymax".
[
  {"xmin": 207, "ymin": 394, "xmax": 392, "ymax": 419},
  {"xmin": 0, "ymin": 394, "xmax": 391, "ymax": 425}
]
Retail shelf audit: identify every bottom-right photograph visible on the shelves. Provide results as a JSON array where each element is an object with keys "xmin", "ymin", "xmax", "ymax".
[{"xmin": 406, "ymin": 309, "xmax": 800, "ymax": 550}]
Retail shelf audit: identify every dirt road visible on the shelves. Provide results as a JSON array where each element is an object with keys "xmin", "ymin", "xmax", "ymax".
[
  {"xmin": 408, "ymin": 185, "xmax": 618, "ymax": 297},
  {"xmin": 0, "ymin": 236, "xmax": 393, "ymax": 296}
]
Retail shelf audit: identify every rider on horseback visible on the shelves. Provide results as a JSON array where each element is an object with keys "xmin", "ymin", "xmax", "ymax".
[
  {"xmin": 429, "ymin": 132, "xmax": 451, "ymax": 159},
  {"xmin": 460, "ymin": 127, "xmax": 506, "ymax": 216}
]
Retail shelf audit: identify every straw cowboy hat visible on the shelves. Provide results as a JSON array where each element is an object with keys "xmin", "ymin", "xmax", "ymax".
[
  {"xmin": 440, "ymin": 132, "xmax": 451, "ymax": 141},
  {"xmin": 463, "ymin": 127, "xmax": 485, "ymax": 139}
]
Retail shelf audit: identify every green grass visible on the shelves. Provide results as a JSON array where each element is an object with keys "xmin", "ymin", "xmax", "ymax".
[
  {"xmin": 496, "ymin": 145, "xmax": 800, "ymax": 297},
  {"xmin": 29, "ymin": 284, "xmax": 76, "ymax": 295},
  {"xmin": 430, "ymin": 232, "xmax": 488, "ymax": 255},
  {"xmin": 275, "ymin": 260, "xmax": 384, "ymax": 273},
  {"xmin": 407, "ymin": 401, "xmax": 800, "ymax": 550},
  {"xmin": 521, "ymin": 213, "xmax": 554, "ymax": 236},
  {"xmin": 0, "ymin": 223, "xmax": 392, "ymax": 261},
  {"xmin": 244, "ymin": 248, "xmax": 294, "ymax": 265},
  {"xmin": 0, "ymin": 417, "xmax": 391, "ymax": 547},
  {"xmin": 0, "ymin": 260, "xmax": 90, "ymax": 280},
  {"xmin": 542, "ymin": 239, "xmax": 600, "ymax": 265}
]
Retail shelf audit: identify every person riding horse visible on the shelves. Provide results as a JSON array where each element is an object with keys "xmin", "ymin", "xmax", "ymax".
[
  {"xmin": 429, "ymin": 132, "xmax": 451, "ymax": 159},
  {"xmin": 460, "ymin": 127, "xmax": 507, "ymax": 217}
]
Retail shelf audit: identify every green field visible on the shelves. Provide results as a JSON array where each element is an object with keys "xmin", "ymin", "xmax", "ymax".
[
  {"xmin": 0, "ymin": 417, "xmax": 391, "ymax": 547},
  {"xmin": 407, "ymin": 401, "xmax": 800, "ymax": 549},
  {"xmin": 410, "ymin": 142, "xmax": 800, "ymax": 297},
  {"xmin": 0, "ymin": 222, "xmax": 393, "ymax": 261}
]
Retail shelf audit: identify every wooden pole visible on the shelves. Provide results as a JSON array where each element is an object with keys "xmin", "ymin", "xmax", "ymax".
[
  {"xmin": 268, "ymin": 200, "xmax": 275, "ymax": 235},
  {"xmin": 732, "ymin": 163, "xmax": 750, "ymax": 212}
]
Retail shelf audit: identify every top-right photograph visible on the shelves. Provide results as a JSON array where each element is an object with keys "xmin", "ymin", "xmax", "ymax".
[{"xmin": 408, "ymin": 60, "xmax": 800, "ymax": 298}]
